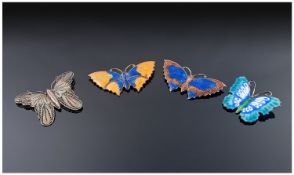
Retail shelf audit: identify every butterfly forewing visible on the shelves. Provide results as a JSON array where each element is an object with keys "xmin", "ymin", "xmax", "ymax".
[
  {"xmin": 15, "ymin": 91, "xmax": 55, "ymax": 126},
  {"xmin": 89, "ymin": 70, "xmax": 124, "ymax": 96},
  {"xmin": 127, "ymin": 61, "xmax": 155, "ymax": 91},
  {"xmin": 52, "ymin": 71, "xmax": 83, "ymax": 110},
  {"xmin": 51, "ymin": 71, "xmax": 74, "ymax": 90},
  {"xmin": 15, "ymin": 91, "xmax": 46, "ymax": 107},
  {"xmin": 223, "ymin": 76, "xmax": 251, "ymax": 110},
  {"xmin": 163, "ymin": 59, "xmax": 188, "ymax": 91}
]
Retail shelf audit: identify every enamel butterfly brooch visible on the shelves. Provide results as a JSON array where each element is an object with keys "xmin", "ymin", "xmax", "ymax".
[
  {"xmin": 15, "ymin": 71, "xmax": 83, "ymax": 126},
  {"xmin": 163, "ymin": 59, "xmax": 226, "ymax": 99},
  {"xmin": 223, "ymin": 76, "xmax": 281, "ymax": 123},
  {"xmin": 89, "ymin": 61, "xmax": 155, "ymax": 96}
]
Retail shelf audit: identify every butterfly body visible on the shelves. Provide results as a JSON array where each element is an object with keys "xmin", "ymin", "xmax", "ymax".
[
  {"xmin": 89, "ymin": 61, "xmax": 155, "ymax": 96},
  {"xmin": 223, "ymin": 76, "xmax": 281, "ymax": 123},
  {"xmin": 235, "ymin": 97, "xmax": 252, "ymax": 113},
  {"xmin": 46, "ymin": 89, "xmax": 61, "ymax": 109},
  {"xmin": 163, "ymin": 59, "xmax": 225, "ymax": 99},
  {"xmin": 15, "ymin": 72, "xmax": 83, "ymax": 126}
]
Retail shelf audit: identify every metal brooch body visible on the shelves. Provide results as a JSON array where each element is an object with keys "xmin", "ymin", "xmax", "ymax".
[{"xmin": 15, "ymin": 71, "xmax": 83, "ymax": 126}]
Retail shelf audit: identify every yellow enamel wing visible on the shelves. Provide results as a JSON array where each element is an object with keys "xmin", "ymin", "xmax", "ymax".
[{"xmin": 89, "ymin": 61, "xmax": 155, "ymax": 96}]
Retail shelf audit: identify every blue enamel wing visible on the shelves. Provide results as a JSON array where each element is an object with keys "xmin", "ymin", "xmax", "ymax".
[
  {"xmin": 223, "ymin": 76, "xmax": 281, "ymax": 123},
  {"xmin": 163, "ymin": 59, "xmax": 226, "ymax": 99}
]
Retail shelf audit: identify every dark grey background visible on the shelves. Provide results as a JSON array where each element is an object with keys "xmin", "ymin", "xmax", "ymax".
[{"xmin": 3, "ymin": 3, "xmax": 291, "ymax": 172}]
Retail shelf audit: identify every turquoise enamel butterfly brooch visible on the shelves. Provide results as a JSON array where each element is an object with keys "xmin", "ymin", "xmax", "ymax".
[
  {"xmin": 163, "ymin": 59, "xmax": 226, "ymax": 99},
  {"xmin": 223, "ymin": 76, "xmax": 281, "ymax": 123}
]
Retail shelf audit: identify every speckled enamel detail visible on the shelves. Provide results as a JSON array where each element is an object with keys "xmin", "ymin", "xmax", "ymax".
[{"xmin": 223, "ymin": 76, "xmax": 281, "ymax": 123}]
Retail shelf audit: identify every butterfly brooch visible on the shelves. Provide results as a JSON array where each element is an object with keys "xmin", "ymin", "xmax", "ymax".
[
  {"xmin": 89, "ymin": 61, "xmax": 155, "ymax": 96},
  {"xmin": 15, "ymin": 71, "xmax": 83, "ymax": 126},
  {"xmin": 223, "ymin": 76, "xmax": 281, "ymax": 123},
  {"xmin": 163, "ymin": 59, "xmax": 226, "ymax": 99}
]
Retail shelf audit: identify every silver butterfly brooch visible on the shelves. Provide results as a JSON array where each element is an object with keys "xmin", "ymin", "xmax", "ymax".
[{"xmin": 15, "ymin": 71, "xmax": 83, "ymax": 127}]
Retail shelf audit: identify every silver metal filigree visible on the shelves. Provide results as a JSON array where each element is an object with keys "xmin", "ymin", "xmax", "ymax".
[{"xmin": 15, "ymin": 71, "xmax": 83, "ymax": 127}]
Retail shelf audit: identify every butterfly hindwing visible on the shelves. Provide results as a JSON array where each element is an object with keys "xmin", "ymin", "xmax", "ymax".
[
  {"xmin": 163, "ymin": 59, "xmax": 188, "ymax": 91},
  {"xmin": 34, "ymin": 96, "xmax": 56, "ymax": 126},
  {"xmin": 240, "ymin": 96, "xmax": 281, "ymax": 123},
  {"xmin": 89, "ymin": 70, "xmax": 124, "ymax": 96},
  {"xmin": 187, "ymin": 77, "xmax": 226, "ymax": 99},
  {"xmin": 55, "ymin": 89, "xmax": 83, "ymax": 110},
  {"xmin": 127, "ymin": 61, "xmax": 155, "ymax": 91},
  {"xmin": 105, "ymin": 79, "xmax": 124, "ymax": 96},
  {"xmin": 223, "ymin": 76, "xmax": 251, "ymax": 110}
]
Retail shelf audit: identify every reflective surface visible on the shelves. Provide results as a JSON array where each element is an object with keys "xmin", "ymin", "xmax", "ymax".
[{"xmin": 3, "ymin": 3, "xmax": 291, "ymax": 172}]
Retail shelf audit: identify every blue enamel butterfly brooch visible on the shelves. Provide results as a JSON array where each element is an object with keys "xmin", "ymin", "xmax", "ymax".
[
  {"xmin": 223, "ymin": 76, "xmax": 281, "ymax": 123},
  {"xmin": 163, "ymin": 59, "xmax": 226, "ymax": 99}
]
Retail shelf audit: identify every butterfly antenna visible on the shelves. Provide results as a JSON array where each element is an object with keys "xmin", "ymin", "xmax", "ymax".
[
  {"xmin": 51, "ymin": 80, "xmax": 56, "ymax": 89},
  {"xmin": 249, "ymin": 81, "xmax": 257, "ymax": 97},
  {"xmin": 193, "ymin": 73, "xmax": 207, "ymax": 78},
  {"xmin": 255, "ymin": 91, "xmax": 272, "ymax": 97},
  {"xmin": 125, "ymin": 64, "xmax": 136, "ymax": 72},
  {"xmin": 110, "ymin": 68, "xmax": 123, "ymax": 73},
  {"xmin": 183, "ymin": 67, "xmax": 192, "ymax": 76},
  {"xmin": 262, "ymin": 91, "xmax": 272, "ymax": 96}
]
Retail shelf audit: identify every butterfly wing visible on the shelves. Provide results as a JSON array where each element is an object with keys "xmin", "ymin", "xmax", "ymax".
[
  {"xmin": 89, "ymin": 70, "xmax": 124, "ymax": 96},
  {"xmin": 51, "ymin": 71, "xmax": 74, "ymax": 91},
  {"xmin": 127, "ymin": 61, "xmax": 155, "ymax": 92},
  {"xmin": 163, "ymin": 59, "xmax": 188, "ymax": 91},
  {"xmin": 187, "ymin": 77, "xmax": 226, "ymax": 99},
  {"xmin": 15, "ymin": 91, "xmax": 55, "ymax": 126},
  {"xmin": 240, "ymin": 96, "xmax": 281, "ymax": 123},
  {"xmin": 223, "ymin": 76, "xmax": 251, "ymax": 110},
  {"xmin": 52, "ymin": 71, "xmax": 83, "ymax": 110}
]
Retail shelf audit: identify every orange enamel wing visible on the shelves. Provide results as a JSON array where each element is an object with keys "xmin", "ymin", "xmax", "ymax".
[
  {"xmin": 126, "ymin": 61, "xmax": 155, "ymax": 92},
  {"xmin": 89, "ymin": 71, "xmax": 124, "ymax": 96},
  {"xmin": 89, "ymin": 61, "xmax": 155, "ymax": 96}
]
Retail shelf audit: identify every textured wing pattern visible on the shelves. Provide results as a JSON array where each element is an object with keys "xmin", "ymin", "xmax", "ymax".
[
  {"xmin": 240, "ymin": 96, "xmax": 281, "ymax": 123},
  {"xmin": 51, "ymin": 71, "xmax": 74, "ymax": 90},
  {"xmin": 34, "ymin": 97, "xmax": 55, "ymax": 126},
  {"xmin": 15, "ymin": 91, "xmax": 46, "ymax": 107},
  {"xmin": 15, "ymin": 91, "xmax": 55, "ymax": 126},
  {"xmin": 223, "ymin": 76, "xmax": 250, "ymax": 110},
  {"xmin": 52, "ymin": 71, "xmax": 83, "ymax": 109},
  {"xmin": 56, "ymin": 89, "xmax": 83, "ymax": 110}
]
